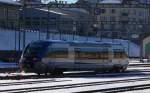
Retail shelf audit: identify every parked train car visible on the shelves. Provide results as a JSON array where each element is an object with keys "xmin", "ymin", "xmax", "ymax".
[{"xmin": 19, "ymin": 40, "xmax": 129, "ymax": 75}]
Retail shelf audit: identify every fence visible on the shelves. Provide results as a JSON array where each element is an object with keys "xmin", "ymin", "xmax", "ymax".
[{"xmin": 0, "ymin": 3, "xmax": 150, "ymax": 62}]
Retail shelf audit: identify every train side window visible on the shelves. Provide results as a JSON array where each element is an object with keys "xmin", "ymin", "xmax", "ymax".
[
  {"xmin": 99, "ymin": 51, "xmax": 109, "ymax": 59},
  {"xmin": 114, "ymin": 52, "xmax": 121, "ymax": 58},
  {"xmin": 75, "ymin": 51, "xmax": 99, "ymax": 59},
  {"xmin": 75, "ymin": 48, "xmax": 99, "ymax": 59},
  {"xmin": 75, "ymin": 48, "xmax": 109, "ymax": 60},
  {"xmin": 113, "ymin": 49, "xmax": 126, "ymax": 58},
  {"xmin": 46, "ymin": 48, "xmax": 68, "ymax": 58}
]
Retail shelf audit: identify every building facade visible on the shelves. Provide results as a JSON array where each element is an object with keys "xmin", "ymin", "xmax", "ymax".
[
  {"xmin": 78, "ymin": 0, "xmax": 150, "ymax": 43},
  {"xmin": 96, "ymin": 4, "xmax": 149, "ymax": 38},
  {"xmin": 0, "ymin": 0, "xmax": 21, "ymax": 29},
  {"xmin": 19, "ymin": 7, "xmax": 92, "ymax": 36}
]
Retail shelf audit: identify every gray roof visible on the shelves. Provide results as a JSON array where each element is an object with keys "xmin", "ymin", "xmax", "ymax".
[
  {"xmin": 100, "ymin": 0, "xmax": 122, "ymax": 4},
  {"xmin": 85, "ymin": 0, "xmax": 122, "ymax": 4},
  {"xmin": 0, "ymin": 0, "xmax": 21, "ymax": 6}
]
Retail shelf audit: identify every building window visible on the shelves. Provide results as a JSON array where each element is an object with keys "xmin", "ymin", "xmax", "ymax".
[
  {"xmin": 100, "ymin": 16, "xmax": 107, "ymax": 21},
  {"xmin": 101, "ymin": 9, "xmax": 106, "ymax": 13},
  {"xmin": 100, "ymin": 23, "xmax": 104, "ymax": 29},
  {"xmin": 110, "ymin": 16, "xmax": 116, "ymax": 21},
  {"xmin": 121, "ymin": 12, "xmax": 128, "ymax": 16},
  {"xmin": 139, "ymin": 11, "xmax": 145, "ymax": 17},
  {"xmin": 111, "ymin": 9, "xmax": 116, "ymax": 14},
  {"xmin": 94, "ymin": 8, "xmax": 106, "ymax": 15},
  {"xmin": 110, "ymin": 24, "xmax": 116, "ymax": 30}
]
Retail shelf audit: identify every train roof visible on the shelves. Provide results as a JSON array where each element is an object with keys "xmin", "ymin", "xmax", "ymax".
[
  {"xmin": 31, "ymin": 40, "xmax": 124, "ymax": 47},
  {"xmin": 28, "ymin": 40, "xmax": 126, "ymax": 52}
]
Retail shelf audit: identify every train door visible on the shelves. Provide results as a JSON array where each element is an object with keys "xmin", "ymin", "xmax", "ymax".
[
  {"xmin": 68, "ymin": 46, "xmax": 75, "ymax": 70},
  {"xmin": 43, "ymin": 45, "xmax": 55, "ymax": 71},
  {"xmin": 112, "ymin": 49, "xmax": 124, "ymax": 64},
  {"xmin": 108, "ymin": 47, "xmax": 113, "ymax": 63},
  {"xmin": 98, "ymin": 47, "xmax": 112, "ymax": 66}
]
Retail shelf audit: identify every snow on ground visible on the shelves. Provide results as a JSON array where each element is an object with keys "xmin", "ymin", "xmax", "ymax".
[
  {"xmin": 0, "ymin": 28, "xmax": 140, "ymax": 57},
  {"xmin": 127, "ymin": 67, "xmax": 150, "ymax": 71},
  {"xmin": 0, "ymin": 60, "xmax": 150, "ymax": 92},
  {"xmin": 35, "ymin": 80, "xmax": 150, "ymax": 93},
  {"xmin": 0, "ymin": 75, "xmax": 150, "ymax": 90},
  {"xmin": 123, "ymin": 89, "xmax": 150, "ymax": 93},
  {"xmin": 1, "ymin": 74, "xmax": 150, "ymax": 93}
]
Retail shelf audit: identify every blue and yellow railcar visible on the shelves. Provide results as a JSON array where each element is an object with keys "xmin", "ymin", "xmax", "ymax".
[{"xmin": 19, "ymin": 40, "xmax": 129, "ymax": 75}]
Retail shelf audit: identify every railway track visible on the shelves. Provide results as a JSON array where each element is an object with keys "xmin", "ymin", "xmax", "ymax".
[
  {"xmin": 129, "ymin": 64, "xmax": 150, "ymax": 67},
  {"xmin": 1, "ymin": 77, "xmax": 150, "ymax": 93},
  {"xmin": 0, "ymin": 61, "xmax": 150, "ymax": 92},
  {"xmin": 78, "ymin": 84, "xmax": 150, "ymax": 93},
  {"xmin": 0, "ymin": 73, "xmax": 65, "ymax": 80},
  {"xmin": 0, "ymin": 79, "xmax": 70, "ymax": 87},
  {"xmin": 1, "ymin": 68, "xmax": 150, "ymax": 80}
]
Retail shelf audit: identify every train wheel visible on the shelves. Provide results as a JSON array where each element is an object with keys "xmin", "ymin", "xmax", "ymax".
[
  {"xmin": 37, "ymin": 72, "xmax": 41, "ymax": 76},
  {"xmin": 94, "ymin": 69, "xmax": 102, "ymax": 74},
  {"xmin": 94, "ymin": 70, "xmax": 99, "ymax": 74},
  {"xmin": 118, "ymin": 66, "xmax": 127, "ymax": 73},
  {"xmin": 44, "ymin": 73, "xmax": 48, "ymax": 76},
  {"xmin": 51, "ymin": 70, "xmax": 63, "ymax": 76},
  {"xmin": 34, "ymin": 62, "xmax": 47, "ymax": 75},
  {"xmin": 122, "ymin": 66, "xmax": 127, "ymax": 72},
  {"xmin": 112, "ymin": 67, "xmax": 122, "ymax": 73},
  {"xmin": 118, "ymin": 68, "xmax": 123, "ymax": 73}
]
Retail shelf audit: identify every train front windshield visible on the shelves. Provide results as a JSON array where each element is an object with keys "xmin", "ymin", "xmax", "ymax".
[{"xmin": 23, "ymin": 42, "xmax": 49, "ymax": 57}]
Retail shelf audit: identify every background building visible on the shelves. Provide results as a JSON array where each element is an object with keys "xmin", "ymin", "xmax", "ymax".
[
  {"xmin": 0, "ymin": 0, "xmax": 21, "ymax": 29},
  {"xmin": 139, "ymin": 0, "xmax": 150, "ymax": 4},
  {"xmin": 77, "ymin": 0, "xmax": 150, "ymax": 44},
  {"xmin": 19, "ymin": 7, "xmax": 92, "ymax": 37}
]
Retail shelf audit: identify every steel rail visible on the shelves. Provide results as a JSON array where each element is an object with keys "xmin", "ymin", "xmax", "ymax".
[
  {"xmin": 78, "ymin": 84, "xmax": 150, "ymax": 93},
  {"xmin": 1, "ymin": 77, "xmax": 150, "ymax": 93},
  {"xmin": 0, "ymin": 79, "xmax": 70, "ymax": 87}
]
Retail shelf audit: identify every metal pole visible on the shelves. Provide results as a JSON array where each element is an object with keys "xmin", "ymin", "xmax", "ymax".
[
  {"xmin": 126, "ymin": 24, "xmax": 130, "ymax": 57},
  {"xmin": 39, "ymin": 17, "xmax": 41, "ymax": 40},
  {"xmin": 46, "ymin": 5, "xmax": 50, "ymax": 39},
  {"xmin": 14, "ymin": 23, "xmax": 16, "ymax": 51},
  {"xmin": 18, "ymin": 23, "xmax": 21, "ymax": 51},
  {"xmin": 140, "ymin": 30, "xmax": 143, "ymax": 62},
  {"xmin": 73, "ymin": 21, "xmax": 76, "ymax": 40},
  {"xmin": 6, "ymin": 7, "xmax": 8, "ymax": 29},
  {"xmin": 126, "ymin": 23, "xmax": 129, "ymax": 57},
  {"xmin": 22, "ymin": 0, "xmax": 26, "ymax": 49}
]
